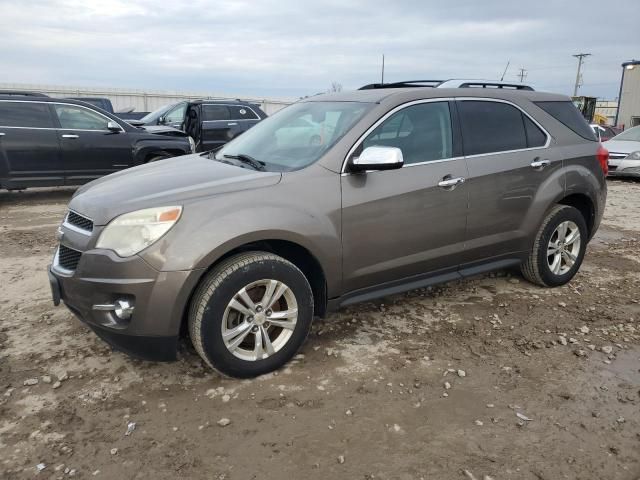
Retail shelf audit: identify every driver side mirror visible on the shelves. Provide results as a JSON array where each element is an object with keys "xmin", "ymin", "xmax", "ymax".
[
  {"xmin": 107, "ymin": 121, "xmax": 121, "ymax": 132},
  {"xmin": 350, "ymin": 146, "xmax": 404, "ymax": 173}
]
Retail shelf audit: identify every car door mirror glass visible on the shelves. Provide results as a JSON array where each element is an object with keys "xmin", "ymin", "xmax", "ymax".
[{"xmin": 351, "ymin": 146, "xmax": 403, "ymax": 172}]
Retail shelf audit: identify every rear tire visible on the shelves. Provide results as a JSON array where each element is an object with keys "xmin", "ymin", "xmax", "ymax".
[
  {"xmin": 188, "ymin": 252, "xmax": 313, "ymax": 378},
  {"xmin": 521, "ymin": 205, "xmax": 587, "ymax": 287}
]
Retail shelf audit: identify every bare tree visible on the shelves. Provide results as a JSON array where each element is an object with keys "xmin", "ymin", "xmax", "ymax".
[{"xmin": 328, "ymin": 82, "xmax": 343, "ymax": 93}]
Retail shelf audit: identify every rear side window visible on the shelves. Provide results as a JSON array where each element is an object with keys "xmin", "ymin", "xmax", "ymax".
[
  {"xmin": 535, "ymin": 101, "xmax": 596, "ymax": 141},
  {"xmin": 458, "ymin": 101, "xmax": 527, "ymax": 155},
  {"xmin": 228, "ymin": 105, "xmax": 259, "ymax": 120},
  {"xmin": 523, "ymin": 116, "xmax": 547, "ymax": 147},
  {"xmin": 0, "ymin": 101, "xmax": 55, "ymax": 128},
  {"xmin": 203, "ymin": 105, "xmax": 230, "ymax": 121}
]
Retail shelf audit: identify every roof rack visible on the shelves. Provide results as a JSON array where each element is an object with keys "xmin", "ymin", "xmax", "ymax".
[
  {"xmin": 359, "ymin": 80, "xmax": 444, "ymax": 90},
  {"xmin": 0, "ymin": 90, "xmax": 49, "ymax": 97},
  {"xmin": 358, "ymin": 79, "xmax": 535, "ymax": 91}
]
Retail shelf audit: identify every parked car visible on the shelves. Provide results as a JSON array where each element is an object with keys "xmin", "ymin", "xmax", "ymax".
[
  {"xmin": 604, "ymin": 125, "xmax": 640, "ymax": 178},
  {"xmin": 66, "ymin": 97, "xmax": 149, "ymax": 121},
  {"xmin": 590, "ymin": 124, "xmax": 622, "ymax": 142},
  {"xmin": 0, "ymin": 93, "xmax": 194, "ymax": 190},
  {"xmin": 130, "ymin": 99, "xmax": 267, "ymax": 151},
  {"xmin": 48, "ymin": 87, "xmax": 607, "ymax": 377}
]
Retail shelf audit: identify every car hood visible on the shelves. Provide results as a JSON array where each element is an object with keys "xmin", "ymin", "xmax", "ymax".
[
  {"xmin": 605, "ymin": 140, "xmax": 640, "ymax": 154},
  {"xmin": 70, "ymin": 154, "xmax": 282, "ymax": 225}
]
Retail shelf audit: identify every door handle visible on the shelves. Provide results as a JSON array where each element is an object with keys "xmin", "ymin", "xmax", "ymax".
[
  {"xmin": 530, "ymin": 159, "xmax": 551, "ymax": 169},
  {"xmin": 227, "ymin": 122, "xmax": 238, "ymax": 126},
  {"xmin": 61, "ymin": 134, "xmax": 79, "ymax": 139},
  {"xmin": 438, "ymin": 176, "xmax": 465, "ymax": 189}
]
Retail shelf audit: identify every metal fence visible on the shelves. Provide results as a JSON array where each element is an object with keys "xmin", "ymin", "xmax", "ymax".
[{"xmin": 0, "ymin": 83, "xmax": 294, "ymax": 115}]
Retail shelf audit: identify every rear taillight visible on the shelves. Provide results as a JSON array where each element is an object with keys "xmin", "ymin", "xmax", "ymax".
[{"xmin": 596, "ymin": 144, "xmax": 609, "ymax": 175}]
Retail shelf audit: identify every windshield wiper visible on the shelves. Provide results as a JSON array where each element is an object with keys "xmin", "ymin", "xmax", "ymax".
[{"xmin": 222, "ymin": 154, "xmax": 266, "ymax": 171}]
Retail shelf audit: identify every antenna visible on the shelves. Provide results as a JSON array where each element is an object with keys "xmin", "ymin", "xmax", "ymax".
[{"xmin": 381, "ymin": 54, "xmax": 385, "ymax": 85}]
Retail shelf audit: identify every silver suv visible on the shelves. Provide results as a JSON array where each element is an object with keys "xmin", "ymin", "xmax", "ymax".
[{"xmin": 48, "ymin": 87, "xmax": 608, "ymax": 377}]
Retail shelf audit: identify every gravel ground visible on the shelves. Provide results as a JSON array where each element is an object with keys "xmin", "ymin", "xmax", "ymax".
[{"xmin": 1, "ymin": 180, "xmax": 639, "ymax": 480}]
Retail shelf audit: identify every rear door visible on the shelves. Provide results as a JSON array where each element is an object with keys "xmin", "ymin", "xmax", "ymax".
[
  {"xmin": 228, "ymin": 105, "xmax": 261, "ymax": 135},
  {"xmin": 341, "ymin": 100, "xmax": 469, "ymax": 292},
  {"xmin": 53, "ymin": 103, "xmax": 133, "ymax": 184},
  {"xmin": 201, "ymin": 104, "xmax": 239, "ymax": 150},
  {"xmin": 0, "ymin": 100, "xmax": 64, "ymax": 188},
  {"xmin": 457, "ymin": 99, "xmax": 560, "ymax": 263}
]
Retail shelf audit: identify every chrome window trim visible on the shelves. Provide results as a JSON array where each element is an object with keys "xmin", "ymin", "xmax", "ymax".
[
  {"xmin": 0, "ymin": 99, "xmax": 125, "ymax": 132},
  {"xmin": 341, "ymin": 96, "xmax": 552, "ymax": 174},
  {"xmin": 201, "ymin": 103, "xmax": 260, "ymax": 121}
]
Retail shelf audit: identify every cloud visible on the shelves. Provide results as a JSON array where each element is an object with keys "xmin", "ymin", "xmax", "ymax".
[{"xmin": 0, "ymin": 0, "xmax": 636, "ymax": 99}]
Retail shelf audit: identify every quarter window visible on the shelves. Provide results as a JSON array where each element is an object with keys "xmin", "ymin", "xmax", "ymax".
[
  {"xmin": 523, "ymin": 115, "xmax": 547, "ymax": 147},
  {"xmin": 228, "ymin": 105, "xmax": 259, "ymax": 120},
  {"xmin": 203, "ymin": 105, "xmax": 230, "ymax": 121},
  {"xmin": 54, "ymin": 105, "xmax": 111, "ymax": 130},
  {"xmin": 458, "ymin": 101, "xmax": 528, "ymax": 155},
  {"xmin": 0, "ymin": 101, "xmax": 55, "ymax": 128},
  {"xmin": 362, "ymin": 102, "xmax": 453, "ymax": 165}
]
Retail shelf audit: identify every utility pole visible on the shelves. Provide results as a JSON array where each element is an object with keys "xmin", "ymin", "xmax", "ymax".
[
  {"xmin": 572, "ymin": 53, "xmax": 591, "ymax": 96},
  {"xmin": 517, "ymin": 68, "xmax": 527, "ymax": 83},
  {"xmin": 381, "ymin": 54, "xmax": 385, "ymax": 85}
]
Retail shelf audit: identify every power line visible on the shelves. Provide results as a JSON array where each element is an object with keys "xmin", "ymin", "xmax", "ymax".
[{"xmin": 572, "ymin": 53, "xmax": 591, "ymax": 96}]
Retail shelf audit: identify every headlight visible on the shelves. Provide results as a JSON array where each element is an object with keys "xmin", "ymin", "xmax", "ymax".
[
  {"xmin": 625, "ymin": 151, "xmax": 640, "ymax": 160},
  {"xmin": 96, "ymin": 206, "xmax": 182, "ymax": 257},
  {"xmin": 188, "ymin": 136, "xmax": 196, "ymax": 153}
]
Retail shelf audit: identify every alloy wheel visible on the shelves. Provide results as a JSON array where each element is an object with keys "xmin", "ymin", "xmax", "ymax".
[{"xmin": 547, "ymin": 220, "xmax": 581, "ymax": 275}]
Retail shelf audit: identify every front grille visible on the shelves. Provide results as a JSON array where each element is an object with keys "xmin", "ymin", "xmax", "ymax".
[
  {"xmin": 58, "ymin": 245, "xmax": 82, "ymax": 271},
  {"xmin": 609, "ymin": 152, "xmax": 627, "ymax": 160},
  {"xmin": 66, "ymin": 211, "xmax": 94, "ymax": 232}
]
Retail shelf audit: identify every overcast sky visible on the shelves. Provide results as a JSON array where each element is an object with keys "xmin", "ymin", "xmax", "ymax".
[{"xmin": 1, "ymin": 0, "xmax": 637, "ymax": 100}]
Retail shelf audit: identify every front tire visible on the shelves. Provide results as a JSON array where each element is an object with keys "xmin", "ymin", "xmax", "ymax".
[
  {"xmin": 521, "ymin": 205, "xmax": 587, "ymax": 287},
  {"xmin": 188, "ymin": 252, "xmax": 313, "ymax": 378}
]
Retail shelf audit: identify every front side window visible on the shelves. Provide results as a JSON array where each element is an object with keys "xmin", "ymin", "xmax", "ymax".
[
  {"xmin": 215, "ymin": 101, "xmax": 372, "ymax": 171},
  {"xmin": 362, "ymin": 102, "xmax": 453, "ymax": 164},
  {"xmin": 458, "ymin": 101, "xmax": 528, "ymax": 155},
  {"xmin": 54, "ymin": 105, "xmax": 111, "ymax": 130},
  {"xmin": 165, "ymin": 103, "xmax": 186, "ymax": 123},
  {"xmin": 0, "ymin": 101, "xmax": 55, "ymax": 128},
  {"xmin": 228, "ymin": 105, "xmax": 259, "ymax": 120},
  {"xmin": 203, "ymin": 105, "xmax": 230, "ymax": 121}
]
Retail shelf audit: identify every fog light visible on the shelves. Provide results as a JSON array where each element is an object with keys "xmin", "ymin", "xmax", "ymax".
[
  {"xmin": 93, "ymin": 299, "xmax": 134, "ymax": 320},
  {"xmin": 114, "ymin": 299, "xmax": 134, "ymax": 320}
]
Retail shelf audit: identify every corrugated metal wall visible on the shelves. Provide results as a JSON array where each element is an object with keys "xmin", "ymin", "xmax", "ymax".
[
  {"xmin": 0, "ymin": 83, "xmax": 294, "ymax": 115},
  {"xmin": 617, "ymin": 66, "xmax": 640, "ymax": 128}
]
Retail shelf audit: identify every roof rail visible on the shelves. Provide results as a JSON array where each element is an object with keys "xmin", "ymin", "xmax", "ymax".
[
  {"xmin": 358, "ymin": 79, "xmax": 535, "ymax": 91},
  {"xmin": 0, "ymin": 90, "xmax": 49, "ymax": 97},
  {"xmin": 359, "ymin": 80, "xmax": 444, "ymax": 90}
]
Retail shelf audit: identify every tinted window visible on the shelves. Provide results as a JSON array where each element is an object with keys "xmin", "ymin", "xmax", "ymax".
[
  {"xmin": 54, "ymin": 105, "xmax": 111, "ymax": 130},
  {"xmin": 524, "ymin": 115, "xmax": 547, "ymax": 147},
  {"xmin": 228, "ymin": 105, "xmax": 259, "ymax": 120},
  {"xmin": 458, "ymin": 101, "xmax": 527, "ymax": 155},
  {"xmin": 535, "ymin": 101, "xmax": 596, "ymax": 141},
  {"xmin": 203, "ymin": 105, "xmax": 230, "ymax": 121},
  {"xmin": 362, "ymin": 102, "xmax": 453, "ymax": 165},
  {"xmin": 0, "ymin": 101, "xmax": 54, "ymax": 128}
]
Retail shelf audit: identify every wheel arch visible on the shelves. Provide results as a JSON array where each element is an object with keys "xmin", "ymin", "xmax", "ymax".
[{"xmin": 557, "ymin": 193, "xmax": 595, "ymax": 238}]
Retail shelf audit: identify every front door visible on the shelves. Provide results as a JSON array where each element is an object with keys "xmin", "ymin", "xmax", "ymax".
[
  {"xmin": 0, "ymin": 100, "xmax": 64, "ymax": 188},
  {"xmin": 456, "ymin": 99, "xmax": 562, "ymax": 263},
  {"xmin": 341, "ymin": 100, "xmax": 469, "ymax": 293},
  {"xmin": 53, "ymin": 103, "xmax": 133, "ymax": 185}
]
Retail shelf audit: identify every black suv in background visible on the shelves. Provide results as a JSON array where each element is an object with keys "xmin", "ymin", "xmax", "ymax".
[
  {"xmin": 132, "ymin": 99, "xmax": 267, "ymax": 152},
  {"xmin": 0, "ymin": 93, "xmax": 194, "ymax": 190}
]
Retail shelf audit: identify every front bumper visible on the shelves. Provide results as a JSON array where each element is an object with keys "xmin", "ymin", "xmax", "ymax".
[
  {"xmin": 48, "ymin": 248, "xmax": 203, "ymax": 361},
  {"xmin": 608, "ymin": 159, "xmax": 640, "ymax": 178}
]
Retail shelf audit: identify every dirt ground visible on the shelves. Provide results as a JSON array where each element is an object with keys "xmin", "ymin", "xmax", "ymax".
[{"xmin": 1, "ymin": 180, "xmax": 639, "ymax": 480}]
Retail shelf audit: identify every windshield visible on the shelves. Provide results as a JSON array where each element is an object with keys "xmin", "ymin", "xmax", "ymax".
[
  {"xmin": 215, "ymin": 101, "xmax": 372, "ymax": 171},
  {"xmin": 612, "ymin": 125, "xmax": 640, "ymax": 142},
  {"xmin": 139, "ymin": 102, "xmax": 180, "ymax": 123}
]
